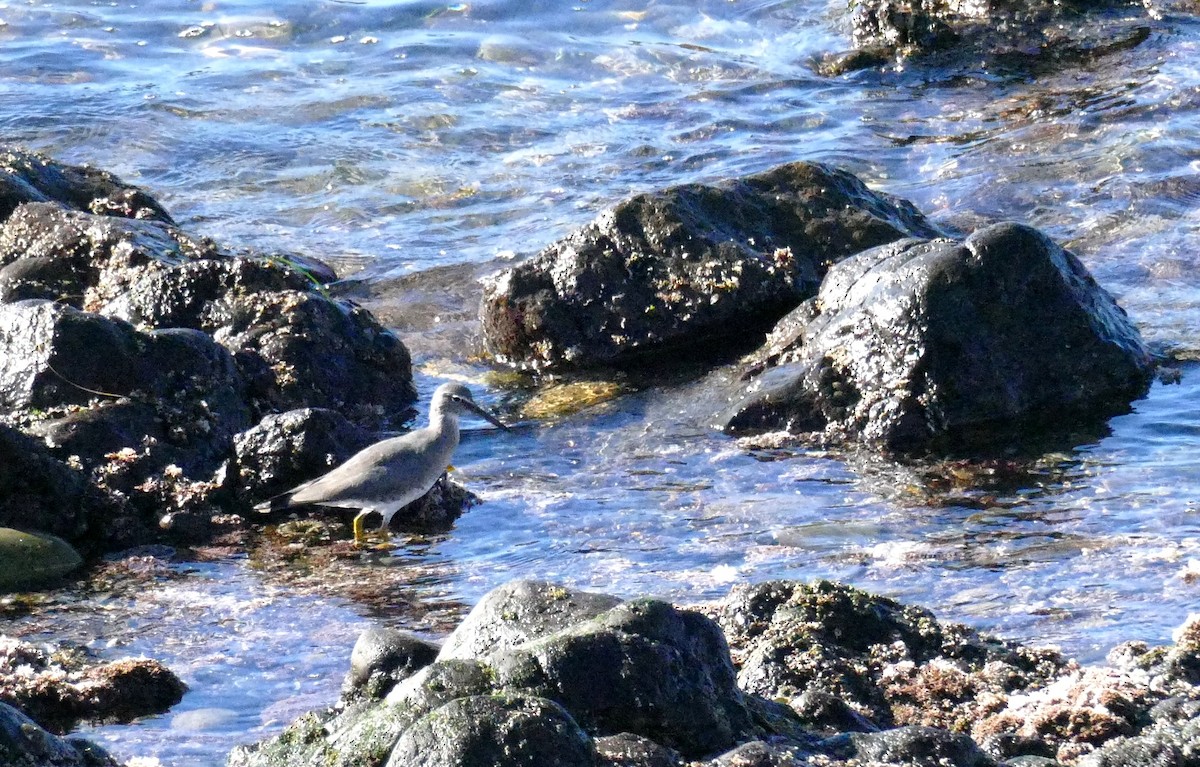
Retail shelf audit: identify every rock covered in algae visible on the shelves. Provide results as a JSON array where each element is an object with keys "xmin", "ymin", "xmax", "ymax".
[{"xmin": 0, "ymin": 528, "xmax": 82, "ymax": 592}]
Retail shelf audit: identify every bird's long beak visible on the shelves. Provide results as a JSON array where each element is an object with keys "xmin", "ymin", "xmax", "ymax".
[{"xmin": 463, "ymin": 399, "xmax": 510, "ymax": 431}]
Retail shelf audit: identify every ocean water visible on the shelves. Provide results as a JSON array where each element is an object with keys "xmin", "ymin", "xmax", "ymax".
[{"xmin": 2, "ymin": 0, "xmax": 1200, "ymax": 765}]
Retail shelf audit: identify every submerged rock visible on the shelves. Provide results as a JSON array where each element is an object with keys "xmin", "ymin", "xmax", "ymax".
[
  {"xmin": 0, "ymin": 701, "xmax": 119, "ymax": 767},
  {"xmin": 480, "ymin": 162, "xmax": 942, "ymax": 371},
  {"xmin": 725, "ymin": 223, "xmax": 1154, "ymax": 451},
  {"xmin": 0, "ymin": 528, "xmax": 82, "ymax": 592}
]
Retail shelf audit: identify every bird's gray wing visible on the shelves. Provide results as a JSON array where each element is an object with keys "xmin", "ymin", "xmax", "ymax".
[{"xmin": 287, "ymin": 428, "xmax": 449, "ymax": 510}]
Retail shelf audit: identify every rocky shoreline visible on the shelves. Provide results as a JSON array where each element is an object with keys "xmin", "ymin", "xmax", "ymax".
[
  {"xmin": 0, "ymin": 138, "xmax": 1185, "ymax": 766},
  {"xmin": 226, "ymin": 578, "xmax": 1200, "ymax": 767}
]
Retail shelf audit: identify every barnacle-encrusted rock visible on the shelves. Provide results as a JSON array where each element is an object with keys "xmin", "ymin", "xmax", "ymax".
[{"xmin": 481, "ymin": 162, "xmax": 942, "ymax": 371}]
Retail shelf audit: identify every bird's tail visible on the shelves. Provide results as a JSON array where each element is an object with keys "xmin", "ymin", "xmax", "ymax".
[{"xmin": 254, "ymin": 492, "xmax": 298, "ymax": 514}]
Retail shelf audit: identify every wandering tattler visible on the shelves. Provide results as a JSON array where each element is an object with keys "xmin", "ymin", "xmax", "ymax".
[{"xmin": 257, "ymin": 382, "xmax": 509, "ymax": 543}]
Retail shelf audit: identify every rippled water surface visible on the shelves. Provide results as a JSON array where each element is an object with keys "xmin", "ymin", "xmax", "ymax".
[{"xmin": 3, "ymin": 0, "xmax": 1200, "ymax": 765}]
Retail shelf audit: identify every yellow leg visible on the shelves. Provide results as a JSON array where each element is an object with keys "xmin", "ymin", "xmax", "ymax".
[{"xmin": 352, "ymin": 513, "xmax": 367, "ymax": 546}]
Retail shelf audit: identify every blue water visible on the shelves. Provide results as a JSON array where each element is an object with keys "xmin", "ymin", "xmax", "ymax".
[{"xmin": 3, "ymin": 1, "xmax": 1200, "ymax": 765}]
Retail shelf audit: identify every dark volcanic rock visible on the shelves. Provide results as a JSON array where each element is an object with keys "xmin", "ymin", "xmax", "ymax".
[
  {"xmin": 725, "ymin": 223, "xmax": 1153, "ymax": 451},
  {"xmin": 481, "ymin": 162, "xmax": 942, "ymax": 371},
  {"xmin": 1079, "ymin": 697, "xmax": 1200, "ymax": 767},
  {"xmin": 0, "ymin": 423, "xmax": 130, "ymax": 550},
  {"xmin": 230, "ymin": 581, "xmax": 804, "ymax": 767},
  {"xmin": 437, "ymin": 579, "xmax": 625, "ymax": 661},
  {"xmin": 0, "ymin": 203, "xmax": 414, "ymax": 425},
  {"xmin": 823, "ymin": 725, "xmax": 997, "ymax": 767},
  {"xmin": 0, "ymin": 150, "xmax": 418, "ymax": 549},
  {"xmin": 212, "ymin": 289, "xmax": 415, "ymax": 421},
  {"xmin": 0, "ymin": 701, "xmax": 119, "ymax": 767},
  {"xmin": 0, "ymin": 147, "xmax": 172, "ymax": 224},
  {"xmin": 703, "ymin": 739, "xmax": 818, "ymax": 766},
  {"xmin": 0, "ymin": 202, "xmax": 216, "ymax": 307},
  {"xmin": 387, "ymin": 694, "xmax": 597, "ymax": 767},
  {"xmin": 342, "ymin": 627, "xmax": 440, "ymax": 703},
  {"xmin": 824, "ymin": 0, "xmax": 1152, "ymax": 77},
  {"xmin": 232, "ymin": 579, "xmax": 1200, "ymax": 767},
  {"xmin": 486, "ymin": 597, "xmax": 765, "ymax": 758},
  {"xmin": 595, "ymin": 733, "xmax": 684, "ymax": 767},
  {"xmin": 0, "ymin": 300, "xmax": 252, "ymax": 477},
  {"xmin": 231, "ymin": 408, "xmax": 373, "ymax": 502},
  {"xmin": 714, "ymin": 580, "xmax": 1067, "ymax": 732}
]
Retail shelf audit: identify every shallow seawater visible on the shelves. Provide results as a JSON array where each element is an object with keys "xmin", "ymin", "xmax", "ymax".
[{"xmin": 2, "ymin": 0, "xmax": 1200, "ymax": 765}]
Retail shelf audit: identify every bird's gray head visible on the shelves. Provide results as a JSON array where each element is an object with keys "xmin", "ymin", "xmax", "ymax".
[{"xmin": 430, "ymin": 382, "xmax": 509, "ymax": 430}]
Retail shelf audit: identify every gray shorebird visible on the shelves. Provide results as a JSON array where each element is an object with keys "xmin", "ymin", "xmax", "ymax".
[{"xmin": 256, "ymin": 382, "xmax": 509, "ymax": 544}]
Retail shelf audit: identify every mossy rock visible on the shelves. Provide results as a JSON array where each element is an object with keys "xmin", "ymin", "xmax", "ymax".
[{"xmin": 0, "ymin": 528, "xmax": 82, "ymax": 592}]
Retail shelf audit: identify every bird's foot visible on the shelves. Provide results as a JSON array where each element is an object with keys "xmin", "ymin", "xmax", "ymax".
[{"xmin": 352, "ymin": 519, "xmax": 396, "ymax": 550}]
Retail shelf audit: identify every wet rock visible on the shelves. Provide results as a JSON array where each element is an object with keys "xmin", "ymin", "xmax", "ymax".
[
  {"xmin": 387, "ymin": 694, "xmax": 596, "ymax": 767},
  {"xmin": 0, "ymin": 147, "xmax": 172, "ymax": 224},
  {"xmin": 437, "ymin": 579, "xmax": 624, "ymax": 661},
  {"xmin": 480, "ymin": 162, "xmax": 942, "ymax": 371},
  {"xmin": 0, "ymin": 202, "xmax": 215, "ymax": 308},
  {"xmin": 231, "ymin": 408, "xmax": 373, "ymax": 502},
  {"xmin": 212, "ymin": 289, "xmax": 415, "ymax": 422},
  {"xmin": 823, "ymin": 725, "xmax": 996, "ymax": 766},
  {"xmin": 0, "ymin": 701, "xmax": 119, "ymax": 767},
  {"xmin": 0, "ymin": 528, "xmax": 82, "ymax": 592},
  {"xmin": 0, "ymin": 636, "xmax": 187, "ymax": 734},
  {"xmin": 975, "ymin": 668, "xmax": 1153, "ymax": 750},
  {"xmin": 0, "ymin": 150, "xmax": 419, "ymax": 551},
  {"xmin": 1078, "ymin": 697, "xmax": 1200, "ymax": 767},
  {"xmin": 725, "ymin": 223, "xmax": 1154, "ymax": 451},
  {"xmin": 790, "ymin": 689, "xmax": 880, "ymax": 735},
  {"xmin": 979, "ymin": 733, "xmax": 1058, "ymax": 763},
  {"xmin": 486, "ymin": 597, "xmax": 768, "ymax": 757},
  {"xmin": 229, "ymin": 660, "xmax": 497, "ymax": 767},
  {"xmin": 387, "ymin": 473, "xmax": 479, "ymax": 531},
  {"xmin": 594, "ymin": 732, "xmax": 684, "ymax": 767},
  {"xmin": 0, "ymin": 202, "xmax": 415, "ymax": 426},
  {"xmin": 0, "ymin": 301, "xmax": 252, "ymax": 475},
  {"xmin": 970, "ymin": 618, "xmax": 1200, "ymax": 763},
  {"xmin": 231, "ymin": 581, "xmax": 804, "ymax": 767},
  {"xmin": 714, "ymin": 580, "xmax": 1067, "ymax": 731},
  {"xmin": 0, "ymin": 422, "xmax": 131, "ymax": 550},
  {"xmin": 343, "ymin": 627, "xmax": 440, "ymax": 702},
  {"xmin": 826, "ymin": 0, "xmax": 1152, "ymax": 77},
  {"xmin": 1162, "ymin": 614, "xmax": 1200, "ymax": 685},
  {"xmin": 704, "ymin": 739, "xmax": 818, "ymax": 766}
]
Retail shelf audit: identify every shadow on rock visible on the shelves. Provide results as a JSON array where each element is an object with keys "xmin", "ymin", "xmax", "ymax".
[{"xmin": 724, "ymin": 223, "xmax": 1154, "ymax": 456}]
